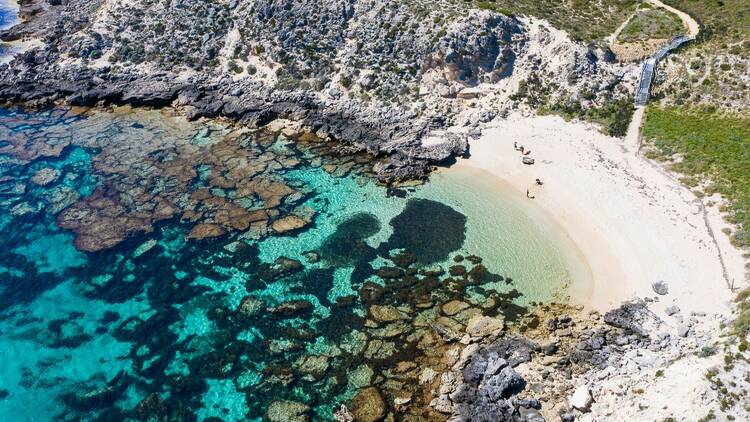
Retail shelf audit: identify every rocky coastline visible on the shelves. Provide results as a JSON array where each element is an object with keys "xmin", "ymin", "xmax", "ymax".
[
  {"xmin": 3, "ymin": 1, "xmax": 726, "ymax": 421},
  {"xmin": 0, "ymin": 0, "xmax": 635, "ymax": 183}
]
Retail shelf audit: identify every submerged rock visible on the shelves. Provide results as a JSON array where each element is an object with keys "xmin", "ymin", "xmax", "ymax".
[
  {"xmin": 238, "ymin": 296, "xmax": 265, "ymax": 318},
  {"xmin": 31, "ymin": 167, "xmax": 60, "ymax": 186},
  {"xmin": 320, "ymin": 212, "xmax": 380, "ymax": 266},
  {"xmin": 133, "ymin": 393, "xmax": 167, "ymax": 420},
  {"xmin": 466, "ymin": 315, "xmax": 505, "ymax": 338},
  {"xmin": 295, "ymin": 355, "xmax": 330, "ymax": 380},
  {"xmin": 258, "ymin": 257, "xmax": 304, "ymax": 281},
  {"xmin": 350, "ymin": 387, "xmax": 386, "ymax": 422},
  {"xmin": 441, "ymin": 300, "xmax": 470, "ymax": 316},
  {"xmin": 272, "ymin": 214, "xmax": 310, "ymax": 234},
  {"xmin": 369, "ymin": 305, "xmax": 408, "ymax": 323},
  {"xmin": 267, "ymin": 400, "xmax": 310, "ymax": 422},
  {"xmin": 268, "ymin": 300, "xmax": 314, "ymax": 318},
  {"xmin": 187, "ymin": 223, "xmax": 226, "ymax": 240}
]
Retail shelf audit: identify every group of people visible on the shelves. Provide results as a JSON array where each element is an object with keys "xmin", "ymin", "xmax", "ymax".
[{"xmin": 514, "ymin": 142, "xmax": 543, "ymax": 199}]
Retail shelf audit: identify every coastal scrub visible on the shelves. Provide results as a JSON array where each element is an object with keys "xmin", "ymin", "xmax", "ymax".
[{"xmin": 642, "ymin": 106, "xmax": 750, "ymax": 248}]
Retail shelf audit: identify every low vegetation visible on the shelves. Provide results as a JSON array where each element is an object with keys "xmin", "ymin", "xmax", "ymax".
[
  {"xmin": 653, "ymin": 0, "xmax": 750, "ymax": 111},
  {"xmin": 617, "ymin": 7, "xmax": 686, "ymax": 42},
  {"xmin": 474, "ymin": 0, "xmax": 638, "ymax": 42},
  {"xmin": 546, "ymin": 97, "xmax": 634, "ymax": 137},
  {"xmin": 642, "ymin": 106, "xmax": 750, "ymax": 250}
]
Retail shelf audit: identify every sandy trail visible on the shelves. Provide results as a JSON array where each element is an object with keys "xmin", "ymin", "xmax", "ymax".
[{"xmin": 455, "ymin": 113, "xmax": 746, "ymax": 318}]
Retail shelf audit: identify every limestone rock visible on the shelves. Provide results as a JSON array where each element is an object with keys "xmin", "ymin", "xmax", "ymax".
[{"xmin": 568, "ymin": 385, "xmax": 592, "ymax": 411}]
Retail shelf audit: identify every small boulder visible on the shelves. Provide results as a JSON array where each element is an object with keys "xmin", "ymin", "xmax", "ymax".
[
  {"xmin": 665, "ymin": 305, "xmax": 680, "ymax": 316},
  {"xmin": 677, "ymin": 324, "xmax": 689, "ymax": 337},
  {"xmin": 652, "ymin": 280, "xmax": 669, "ymax": 295},
  {"xmin": 568, "ymin": 385, "xmax": 592, "ymax": 411}
]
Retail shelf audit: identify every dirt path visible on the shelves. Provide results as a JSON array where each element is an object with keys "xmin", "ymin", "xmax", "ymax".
[{"xmin": 608, "ymin": 13, "xmax": 635, "ymax": 45}]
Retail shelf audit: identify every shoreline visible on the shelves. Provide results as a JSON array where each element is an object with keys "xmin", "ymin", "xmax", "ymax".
[
  {"xmin": 430, "ymin": 165, "xmax": 596, "ymax": 304},
  {"xmin": 0, "ymin": 0, "xmax": 39, "ymax": 64},
  {"xmin": 453, "ymin": 112, "xmax": 746, "ymax": 316}
]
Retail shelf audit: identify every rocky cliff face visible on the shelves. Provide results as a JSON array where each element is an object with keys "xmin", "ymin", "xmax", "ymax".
[{"xmin": 0, "ymin": 0, "xmax": 635, "ymax": 182}]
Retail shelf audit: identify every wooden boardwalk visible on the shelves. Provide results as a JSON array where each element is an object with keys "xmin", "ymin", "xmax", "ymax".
[{"xmin": 634, "ymin": 35, "xmax": 693, "ymax": 106}]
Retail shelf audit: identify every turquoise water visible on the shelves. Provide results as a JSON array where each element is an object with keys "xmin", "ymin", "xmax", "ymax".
[{"xmin": 0, "ymin": 106, "xmax": 588, "ymax": 420}]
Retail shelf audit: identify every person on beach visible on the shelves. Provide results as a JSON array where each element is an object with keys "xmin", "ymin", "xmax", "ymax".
[
  {"xmin": 514, "ymin": 141, "xmax": 518, "ymax": 150},
  {"xmin": 536, "ymin": 178, "xmax": 543, "ymax": 186},
  {"xmin": 523, "ymin": 149, "xmax": 532, "ymax": 156},
  {"xmin": 526, "ymin": 189, "xmax": 535, "ymax": 199}
]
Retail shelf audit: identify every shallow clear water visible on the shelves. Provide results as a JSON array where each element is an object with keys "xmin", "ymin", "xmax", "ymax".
[{"xmin": 0, "ymin": 106, "xmax": 589, "ymax": 420}]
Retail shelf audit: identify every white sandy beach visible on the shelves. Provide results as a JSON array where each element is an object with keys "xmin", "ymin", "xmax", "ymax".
[{"xmin": 455, "ymin": 112, "xmax": 747, "ymax": 317}]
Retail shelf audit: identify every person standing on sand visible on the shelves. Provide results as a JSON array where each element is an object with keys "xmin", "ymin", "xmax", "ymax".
[{"xmin": 526, "ymin": 189, "xmax": 535, "ymax": 199}]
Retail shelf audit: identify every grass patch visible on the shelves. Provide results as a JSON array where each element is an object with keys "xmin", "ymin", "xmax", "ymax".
[
  {"xmin": 642, "ymin": 106, "xmax": 750, "ymax": 248},
  {"xmin": 617, "ymin": 7, "xmax": 686, "ymax": 42}
]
